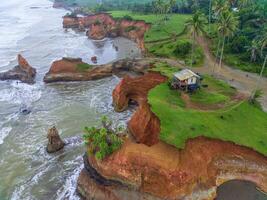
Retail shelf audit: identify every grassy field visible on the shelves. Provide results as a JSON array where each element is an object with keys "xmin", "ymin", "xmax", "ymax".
[
  {"xmin": 147, "ymin": 39, "xmax": 204, "ymax": 66},
  {"xmin": 110, "ymin": 11, "xmax": 206, "ymax": 66},
  {"xmin": 148, "ymin": 65, "xmax": 267, "ymax": 155},
  {"xmin": 110, "ymin": 11, "xmax": 191, "ymax": 42}
]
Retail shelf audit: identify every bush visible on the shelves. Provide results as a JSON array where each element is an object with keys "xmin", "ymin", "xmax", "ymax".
[
  {"xmin": 228, "ymin": 35, "xmax": 249, "ymax": 54},
  {"xmin": 83, "ymin": 116, "xmax": 124, "ymax": 160},
  {"xmin": 173, "ymin": 40, "xmax": 192, "ymax": 57},
  {"xmin": 125, "ymin": 26, "xmax": 139, "ymax": 32},
  {"xmin": 122, "ymin": 15, "xmax": 133, "ymax": 21},
  {"xmin": 94, "ymin": 19, "xmax": 102, "ymax": 25},
  {"xmin": 77, "ymin": 63, "xmax": 92, "ymax": 71}
]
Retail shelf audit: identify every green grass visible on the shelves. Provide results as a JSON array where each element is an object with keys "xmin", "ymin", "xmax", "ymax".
[
  {"xmin": 223, "ymin": 53, "xmax": 267, "ymax": 77},
  {"xmin": 147, "ymin": 39, "xmax": 204, "ymax": 67},
  {"xmin": 148, "ymin": 81, "xmax": 267, "ymax": 155},
  {"xmin": 110, "ymin": 11, "xmax": 191, "ymax": 42},
  {"xmin": 76, "ymin": 63, "xmax": 92, "ymax": 71}
]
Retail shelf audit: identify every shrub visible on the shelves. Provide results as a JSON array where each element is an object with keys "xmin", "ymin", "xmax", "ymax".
[
  {"xmin": 173, "ymin": 40, "xmax": 192, "ymax": 57},
  {"xmin": 125, "ymin": 26, "xmax": 139, "ymax": 32},
  {"xmin": 228, "ymin": 35, "xmax": 249, "ymax": 54},
  {"xmin": 94, "ymin": 19, "xmax": 102, "ymax": 25},
  {"xmin": 83, "ymin": 116, "xmax": 124, "ymax": 160},
  {"xmin": 122, "ymin": 15, "xmax": 133, "ymax": 21},
  {"xmin": 77, "ymin": 63, "xmax": 92, "ymax": 71}
]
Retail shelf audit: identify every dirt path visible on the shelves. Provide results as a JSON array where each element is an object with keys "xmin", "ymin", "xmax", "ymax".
[
  {"xmin": 147, "ymin": 37, "xmax": 267, "ymax": 111},
  {"xmin": 195, "ymin": 36, "xmax": 267, "ymax": 111}
]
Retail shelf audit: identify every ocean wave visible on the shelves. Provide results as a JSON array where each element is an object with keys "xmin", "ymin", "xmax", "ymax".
[
  {"xmin": 0, "ymin": 127, "xmax": 12, "ymax": 144},
  {"xmin": 0, "ymin": 82, "xmax": 41, "ymax": 106}
]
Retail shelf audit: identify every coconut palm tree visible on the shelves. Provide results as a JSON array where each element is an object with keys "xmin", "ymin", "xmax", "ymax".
[
  {"xmin": 186, "ymin": 11, "xmax": 207, "ymax": 66},
  {"xmin": 238, "ymin": 0, "xmax": 252, "ymax": 8},
  {"xmin": 250, "ymin": 30, "xmax": 267, "ymax": 101},
  {"xmin": 208, "ymin": 0, "xmax": 213, "ymax": 33},
  {"xmin": 212, "ymin": 0, "xmax": 230, "ymax": 18},
  {"xmin": 217, "ymin": 11, "xmax": 239, "ymax": 69},
  {"xmin": 245, "ymin": 39, "xmax": 261, "ymax": 63}
]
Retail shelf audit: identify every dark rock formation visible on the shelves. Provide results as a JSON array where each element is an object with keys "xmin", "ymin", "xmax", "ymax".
[
  {"xmin": 46, "ymin": 126, "xmax": 65, "ymax": 153},
  {"xmin": 0, "ymin": 54, "xmax": 36, "ymax": 84}
]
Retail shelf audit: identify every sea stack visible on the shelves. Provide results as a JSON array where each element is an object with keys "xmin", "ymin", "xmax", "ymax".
[
  {"xmin": 46, "ymin": 126, "xmax": 65, "ymax": 153},
  {"xmin": 0, "ymin": 54, "xmax": 36, "ymax": 84}
]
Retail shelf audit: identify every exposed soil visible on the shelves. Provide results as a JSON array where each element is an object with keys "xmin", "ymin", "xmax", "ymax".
[{"xmin": 63, "ymin": 13, "xmax": 151, "ymax": 52}]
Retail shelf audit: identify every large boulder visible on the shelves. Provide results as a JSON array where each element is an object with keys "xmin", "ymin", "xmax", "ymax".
[
  {"xmin": 46, "ymin": 126, "xmax": 65, "ymax": 153},
  {"xmin": 0, "ymin": 54, "xmax": 36, "ymax": 84}
]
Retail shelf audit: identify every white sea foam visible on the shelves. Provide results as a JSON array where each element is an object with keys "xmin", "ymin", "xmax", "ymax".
[
  {"xmin": 0, "ymin": 127, "xmax": 12, "ymax": 144},
  {"xmin": 0, "ymin": 82, "xmax": 41, "ymax": 105}
]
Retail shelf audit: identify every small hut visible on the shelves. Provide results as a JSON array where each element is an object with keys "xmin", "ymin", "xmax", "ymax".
[{"xmin": 171, "ymin": 69, "xmax": 201, "ymax": 92}]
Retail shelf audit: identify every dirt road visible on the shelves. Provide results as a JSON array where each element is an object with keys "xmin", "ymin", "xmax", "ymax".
[{"xmin": 149, "ymin": 37, "xmax": 267, "ymax": 111}]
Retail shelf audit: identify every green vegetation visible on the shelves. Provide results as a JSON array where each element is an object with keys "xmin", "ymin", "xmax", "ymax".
[
  {"xmin": 148, "ymin": 81, "xmax": 267, "ymax": 155},
  {"xmin": 207, "ymin": 0, "xmax": 267, "ymax": 77},
  {"xmin": 83, "ymin": 116, "xmax": 124, "ymax": 160},
  {"xmin": 76, "ymin": 63, "xmax": 92, "ymax": 71},
  {"xmin": 190, "ymin": 75, "xmax": 236, "ymax": 104},
  {"xmin": 125, "ymin": 25, "xmax": 139, "ymax": 32},
  {"xmin": 148, "ymin": 39, "xmax": 204, "ymax": 66},
  {"xmin": 110, "ymin": 11, "xmax": 190, "ymax": 42}
]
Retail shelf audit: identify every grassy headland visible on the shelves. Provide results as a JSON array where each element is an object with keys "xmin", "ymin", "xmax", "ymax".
[{"xmin": 148, "ymin": 64, "xmax": 267, "ymax": 155}]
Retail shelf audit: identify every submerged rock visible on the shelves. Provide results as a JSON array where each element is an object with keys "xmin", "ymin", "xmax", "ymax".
[
  {"xmin": 46, "ymin": 126, "xmax": 65, "ymax": 153},
  {"xmin": 0, "ymin": 54, "xmax": 36, "ymax": 84}
]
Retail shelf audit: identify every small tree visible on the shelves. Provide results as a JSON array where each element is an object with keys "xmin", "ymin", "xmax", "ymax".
[
  {"xmin": 217, "ymin": 11, "xmax": 239, "ymax": 70},
  {"xmin": 186, "ymin": 11, "xmax": 207, "ymax": 66},
  {"xmin": 83, "ymin": 116, "xmax": 124, "ymax": 160}
]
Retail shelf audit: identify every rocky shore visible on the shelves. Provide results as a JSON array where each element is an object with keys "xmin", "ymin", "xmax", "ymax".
[
  {"xmin": 0, "ymin": 54, "xmax": 36, "ymax": 84},
  {"xmin": 43, "ymin": 57, "xmax": 154, "ymax": 83},
  {"xmin": 63, "ymin": 13, "xmax": 150, "ymax": 52}
]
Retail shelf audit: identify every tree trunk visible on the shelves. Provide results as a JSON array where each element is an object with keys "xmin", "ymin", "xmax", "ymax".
[
  {"xmin": 208, "ymin": 0, "xmax": 212, "ymax": 33},
  {"xmin": 212, "ymin": 38, "xmax": 221, "ymax": 74},
  {"xmin": 250, "ymin": 55, "xmax": 267, "ymax": 101},
  {"xmin": 191, "ymin": 31, "xmax": 196, "ymax": 67},
  {"xmin": 218, "ymin": 36, "xmax": 225, "ymax": 72}
]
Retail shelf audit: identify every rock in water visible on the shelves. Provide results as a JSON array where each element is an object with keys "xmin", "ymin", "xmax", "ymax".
[
  {"xmin": 0, "ymin": 54, "xmax": 36, "ymax": 84},
  {"xmin": 46, "ymin": 126, "xmax": 65, "ymax": 153}
]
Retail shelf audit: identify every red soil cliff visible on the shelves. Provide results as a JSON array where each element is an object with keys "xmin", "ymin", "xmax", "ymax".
[
  {"xmin": 63, "ymin": 13, "xmax": 150, "ymax": 52},
  {"xmin": 81, "ymin": 137, "xmax": 267, "ymax": 200},
  {"xmin": 112, "ymin": 73, "xmax": 167, "ymax": 145}
]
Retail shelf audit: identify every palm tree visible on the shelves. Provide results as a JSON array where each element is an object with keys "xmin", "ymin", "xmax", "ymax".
[
  {"xmin": 217, "ymin": 11, "xmax": 239, "ymax": 70},
  {"xmin": 238, "ymin": 0, "xmax": 252, "ymax": 8},
  {"xmin": 212, "ymin": 0, "xmax": 230, "ymax": 18},
  {"xmin": 186, "ymin": 12, "xmax": 207, "ymax": 66},
  {"xmin": 169, "ymin": 0, "xmax": 176, "ymax": 14},
  {"xmin": 245, "ymin": 40, "xmax": 261, "ymax": 63},
  {"xmin": 250, "ymin": 30, "xmax": 267, "ymax": 101},
  {"xmin": 208, "ymin": 0, "xmax": 212, "ymax": 33}
]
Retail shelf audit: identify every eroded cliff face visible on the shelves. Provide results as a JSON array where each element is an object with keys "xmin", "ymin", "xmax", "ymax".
[
  {"xmin": 112, "ymin": 73, "xmax": 167, "ymax": 146},
  {"xmin": 79, "ymin": 138, "xmax": 267, "ymax": 200},
  {"xmin": 63, "ymin": 13, "xmax": 150, "ymax": 51}
]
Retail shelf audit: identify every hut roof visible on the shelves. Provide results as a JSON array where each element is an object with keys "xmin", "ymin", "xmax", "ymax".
[{"xmin": 173, "ymin": 69, "xmax": 200, "ymax": 81}]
